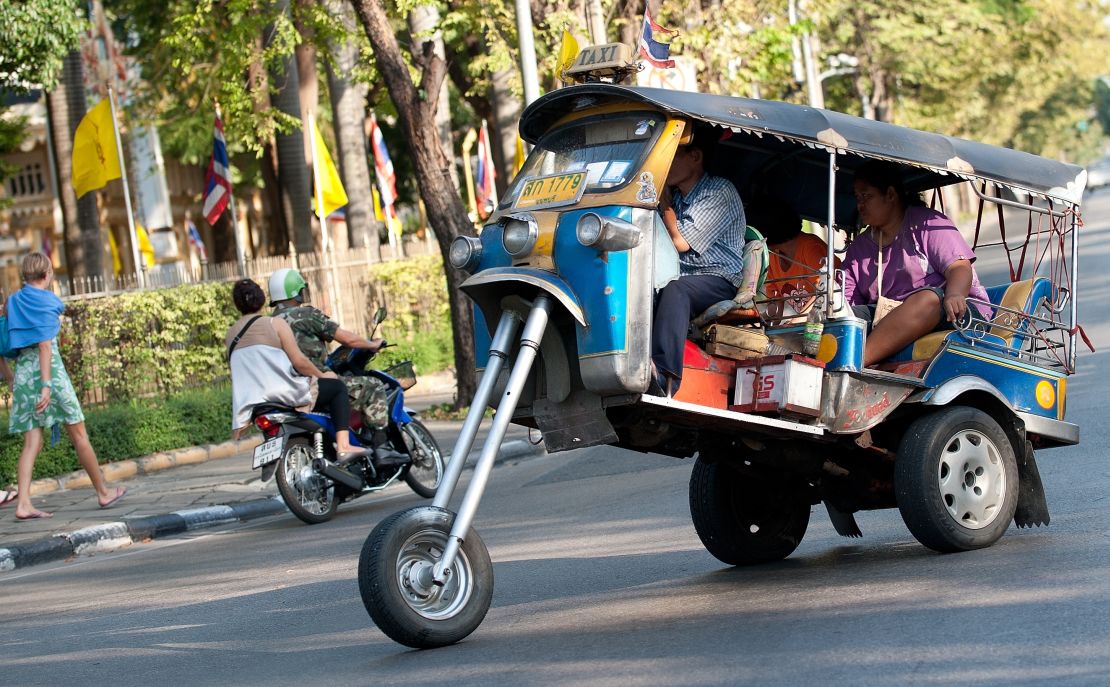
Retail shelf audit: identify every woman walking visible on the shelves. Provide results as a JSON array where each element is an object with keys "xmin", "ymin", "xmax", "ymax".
[{"xmin": 1, "ymin": 253, "xmax": 125, "ymax": 520}]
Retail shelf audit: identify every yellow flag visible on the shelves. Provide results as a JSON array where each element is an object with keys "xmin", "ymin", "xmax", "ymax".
[
  {"xmin": 311, "ymin": 120, "xmax": 348, "ymax": 219},
  {"xmin": 72, "ymin": 99, "xmax": 122, "ymax": 198},
  {"xmin": 557, "ymin": 30, "xmax": 579, "ymax": 85},
  {"xmin": 107, "ymin": 230, "xmax": 122, "ymax": 275},
  {"xmin": 514, "ymin": 135, "xmax": 526, "ymax": 175},
  {"xmin": 136, "ymin": 223, "xmax": 156, "ymax": 267}
]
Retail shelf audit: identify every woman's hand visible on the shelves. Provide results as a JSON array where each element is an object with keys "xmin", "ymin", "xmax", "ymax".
[
  {"xmin": 35, "ymin": 386, "xmax": 51, "ymax": 413},
  {"xmin": 943, "ymin": 293, "xmax": 968, "ymax": 323}
]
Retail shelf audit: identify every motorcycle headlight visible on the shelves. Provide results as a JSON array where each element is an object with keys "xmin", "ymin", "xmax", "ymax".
[
  {"xmin": 449, "ymin": 235, "xmax": 482, "ymax": 272},
  {"xmin": 502, "ymin": 217, "xmax": 537, "ymax": 257},
  {"xmin": 575, "ymin": 213, "xmax": 643, "ymax": 251}
]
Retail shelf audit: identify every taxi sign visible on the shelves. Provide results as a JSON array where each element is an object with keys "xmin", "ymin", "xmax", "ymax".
[
  {"xmin": 564, "ymin": 43, "xmax": 637, "ymax": 83},
  {"xmin": 513, "ymin": 172, "xmax": 587, "ymax": 211}
]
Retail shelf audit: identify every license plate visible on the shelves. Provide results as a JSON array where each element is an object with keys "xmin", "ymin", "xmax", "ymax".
[
  {"xmin": 514, "ymin": 172, "xmax": 586, "ymax": 210},
  {"xmin": 252, "ymin": 437, "xmax": 284, "ymax": 469}
]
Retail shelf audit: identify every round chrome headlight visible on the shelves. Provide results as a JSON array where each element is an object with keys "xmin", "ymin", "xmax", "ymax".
[
  {"xmin": 502, "ymin": 218, "xmax": 536, "ymax": 257},
  {"xmin": 449, "ymin": 235, "xmax": 482, "ymax": 272},
  {"xmin": 576, "ymin": 213, "xmax": 603, "ymax": 246}
]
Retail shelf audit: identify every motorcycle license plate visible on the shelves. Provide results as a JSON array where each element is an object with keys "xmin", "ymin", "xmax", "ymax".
[{"xmin": 252, "ymin": 437, "xmax": 284, "ymax": 469}]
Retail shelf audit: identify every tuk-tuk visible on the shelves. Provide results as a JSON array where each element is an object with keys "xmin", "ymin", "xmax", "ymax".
[{"xmin": 357, "ymin": 45, "xmax": 1088, "ymax": 649}]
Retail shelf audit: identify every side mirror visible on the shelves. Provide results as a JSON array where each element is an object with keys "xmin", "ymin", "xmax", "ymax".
[{"xmin": 373, "ymin": 306, "xmax": 387, "ymax": 325}]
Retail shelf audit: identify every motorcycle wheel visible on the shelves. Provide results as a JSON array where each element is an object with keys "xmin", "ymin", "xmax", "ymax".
[
  {"xmin": 359, "ymin": 506, "xmax": 493, "ymax": 649},
  {"xmin": 400, "ymin": 419, "xmax": 445, "ymax": 499},
  {"xmin": 276, "ymin": 436, "xmax": 339, "ymax": 525}
]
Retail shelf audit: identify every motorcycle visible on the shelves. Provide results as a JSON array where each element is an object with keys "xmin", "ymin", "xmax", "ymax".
[{"xmin": 249, "ymin": 308, "xmax": 446, "ymax": 524}]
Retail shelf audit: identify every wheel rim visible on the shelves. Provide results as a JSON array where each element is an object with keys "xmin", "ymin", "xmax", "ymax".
[
  {"xmin": 283, "ymin": 444, "xmax": 333, "ymax": 515},
  {"xmin": 937, "ymin": 429, "xmax": 1006, "ymax": 529},
  {"xmin": 403, "ymin": 426, "xmax": 443, "ymax": 490},
  {"xmin": 396, "ymin": 526, "xmax": 472, "ymax": 620}
]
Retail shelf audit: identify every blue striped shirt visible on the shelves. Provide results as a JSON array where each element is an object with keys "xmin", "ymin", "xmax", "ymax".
[{"xmin": 670, "ymin": 174, "xmax": 746, "ymax": 286}]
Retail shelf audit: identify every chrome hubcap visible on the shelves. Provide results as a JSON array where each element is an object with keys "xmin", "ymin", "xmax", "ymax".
[
  {"xmin": 396, "ymin": 527, "xmax": 471, "ymax": 620},
  {"xmin": 938, "ymin": 429, "xmax": 1006, "ymax": 529}
]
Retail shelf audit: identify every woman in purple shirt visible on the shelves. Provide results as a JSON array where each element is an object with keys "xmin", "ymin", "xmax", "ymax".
[{"xmin": 845, "ymin": 161, "xmax": 991, "ymax": 366}]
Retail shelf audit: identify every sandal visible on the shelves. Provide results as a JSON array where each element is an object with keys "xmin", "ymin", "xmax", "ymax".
[
  {"xmin": 98, "ymin": 486, "xmax": 127, "ymax": 509},
  {"xmin": 0, "ymin": 488, "xmax": 16, "ymax": 508}
]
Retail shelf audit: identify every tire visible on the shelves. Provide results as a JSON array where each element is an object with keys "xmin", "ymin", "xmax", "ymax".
[
  {"xmin": 895, "ymin": 406, "xmax": 1019, "ymax": 553},
  {"xmin": 358, "ymin": 506, "xmax": 493, "ymax": 649},
  {"xmin": 276, "ymin": 436, "xmax": 339, "ymax": 525},
  {"xmin": 688, "ymin": 457, "xmax": 811, "ymax": 565},
  {"xmin": 400, "ymin": 419, "xmax": 445, "ymax": 499}
]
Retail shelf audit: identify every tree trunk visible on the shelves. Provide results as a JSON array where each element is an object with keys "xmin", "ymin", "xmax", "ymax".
[
  {"xmin": 325, "ymin": 0, "xmax": 379, "ymax": 256},
  {"xmin": 409, "ymin": 4, "xmax": 459, "ymax": 192},
  {"xmin": 50, "ymin": 49, "xmax": 106, "ymax": 283},
  {"xmin": 351, "ymin": 0, "xmax": 477, "ymax": 405},
  {"xmin": 491, "ymin": 68, "xmax": 521, "ymax": 195},
  {"xmin": 271, "ymin": 49, "xmax": 315, "ymax": 253},
  {"xmin": 249, "ymin": 35, "xmax": 291, "ymax": 256}
]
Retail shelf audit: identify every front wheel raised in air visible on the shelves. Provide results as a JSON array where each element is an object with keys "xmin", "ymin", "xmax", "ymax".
[
  {"xmin": 359, "ymin": 506, "xmax": 493, "ymax": 649},
  {"xmin": 689, "ymin": 457, "xmax": 811, "ymax": 565},
  {"xmin": 895, "ymin": 406, "xmax": 1018, "ymax": 553},
  {"xmin": 400, "ymin": 419, "xmax": 445, "ymax": 498},
  {"xmin": 276, "ymin": 436, "xmax": 338, "ymax": 525}
]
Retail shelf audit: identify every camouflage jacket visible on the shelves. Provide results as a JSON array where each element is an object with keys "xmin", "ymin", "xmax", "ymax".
[{"xmin": 272, "ymin": 302, "xmax": 340, "ymax": 370}]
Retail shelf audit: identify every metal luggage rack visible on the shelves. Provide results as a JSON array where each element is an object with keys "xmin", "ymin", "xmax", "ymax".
[{"xmin": 953, "ymin": 290, "xmax": 1073, "ymax": 373}]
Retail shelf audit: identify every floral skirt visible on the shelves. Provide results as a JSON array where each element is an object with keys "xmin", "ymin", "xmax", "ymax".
[{"xmin": 8, "ymin": 342, "xmax": 84, "ymax": 434}]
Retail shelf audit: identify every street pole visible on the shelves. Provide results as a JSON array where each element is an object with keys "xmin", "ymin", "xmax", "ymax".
[
  {"xmin": 107, "ymin": 86, "xmax": 144, "ymax": 288},
  {"xmin": 514, "ymin": 0, "xmax": 541, "ymax": 106}
]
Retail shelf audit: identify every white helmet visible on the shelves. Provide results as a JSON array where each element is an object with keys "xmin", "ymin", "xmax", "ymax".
[{"xmin": 268, "ymin": 268, "xmax": 308, "ymax": 304}]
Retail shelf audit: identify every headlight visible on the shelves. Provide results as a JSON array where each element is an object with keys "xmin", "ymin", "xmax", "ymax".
[
  {"xmin": 449, "ymin": 235, "xmax": 482, "ymax": 272},
  {"xmin": 575, "ymin": 213, "xmax": 643, "ymax": 251},
  {"xmin": 502, "ymin": 216, "xmax": 537, "ymax": 257},
  {"xmin": 576, "ymin": 213, "xmax": 603, "ymax": 245}
]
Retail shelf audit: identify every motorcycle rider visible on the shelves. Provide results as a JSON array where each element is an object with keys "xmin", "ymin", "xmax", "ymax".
[{"xmin": 268, "ymin": 268, "xmax": 407, "ymax": 469}]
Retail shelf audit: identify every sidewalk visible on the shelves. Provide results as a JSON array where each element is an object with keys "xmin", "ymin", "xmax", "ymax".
[{"xmin": 0, "ymin": 383, "xmax": 546, "ymax": 573}]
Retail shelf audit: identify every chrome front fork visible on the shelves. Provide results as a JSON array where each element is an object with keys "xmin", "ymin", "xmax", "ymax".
[{"xmin": 431, "ymin": 294, "xmax": 552, "ymax": 585}]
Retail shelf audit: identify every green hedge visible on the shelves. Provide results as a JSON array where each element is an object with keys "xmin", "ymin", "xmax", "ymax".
[
  {"xmin": 369, "ymin": 254, "xmax": 455, "ymax": 375},
  {"xmin": 0, "ymin": 384, "xmax": 233, "ymax": 485}
]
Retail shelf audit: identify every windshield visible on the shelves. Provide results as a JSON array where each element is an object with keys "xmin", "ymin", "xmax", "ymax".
[{"xmin": 502, "ymin": 113, "xmax": 663, "ymax": 208}]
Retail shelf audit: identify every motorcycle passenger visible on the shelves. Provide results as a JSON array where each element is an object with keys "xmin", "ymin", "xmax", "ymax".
[
  {"xmin": 227, "ymin": 279, "xmax": 369, "ymax": 462},
  {"xmin": 267, "ymin": 268, "xmax": 406, "ymax": 468}
]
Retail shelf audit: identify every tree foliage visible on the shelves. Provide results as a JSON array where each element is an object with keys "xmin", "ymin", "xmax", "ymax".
[{"xmin": 0, "ymin": 0, "xmax": 86, "ymax": 92}]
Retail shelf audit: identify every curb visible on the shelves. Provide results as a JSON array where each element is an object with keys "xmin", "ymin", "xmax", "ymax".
[
  {"xmin": 0, "ymin": 497, "xmax": 287, "ymax": 573},
  {"xmin": 24, "ymin": 436, "xmax": 266, "ymax": 497},
  {"xmin": 0, "ymin": 437, "xmax": 545, "ymax": 573}
]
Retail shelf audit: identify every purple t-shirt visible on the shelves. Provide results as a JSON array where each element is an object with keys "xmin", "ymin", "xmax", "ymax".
[{"xmin": 842, "ymin": 206, "xmax": 992, "ymax": 320}]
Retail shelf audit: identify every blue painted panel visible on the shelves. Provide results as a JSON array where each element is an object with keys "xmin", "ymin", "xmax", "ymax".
[
  {"xmin": 552, "ymin": 206, "xmax": 633, "ymax": 357},
  {"xmin": 924, "ymin": 346, "xmax": 1062, "ymax": 417}
]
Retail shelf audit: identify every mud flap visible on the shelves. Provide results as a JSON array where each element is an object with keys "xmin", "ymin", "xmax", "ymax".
[
  {"xmin": 532, "ymin": 390, "xmax": 618, "ymax": 453},
  {"xmin": 1014, "ymin": 439, "xmax": 1050, "ymax": 528},
  {"xmin": 824, "ymin": 502, "xmax": 863, "ymax": 538}
]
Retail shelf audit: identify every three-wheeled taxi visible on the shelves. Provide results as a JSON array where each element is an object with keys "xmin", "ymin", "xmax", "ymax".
[{"xmin": 357, "ymin": 45, "xmax": 1089, "ymax": 649}]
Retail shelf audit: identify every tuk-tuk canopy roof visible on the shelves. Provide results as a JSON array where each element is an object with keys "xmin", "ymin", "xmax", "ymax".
[{"xmin": 520, "ymin": 85, "xmax": 1087, "ymax": 211}]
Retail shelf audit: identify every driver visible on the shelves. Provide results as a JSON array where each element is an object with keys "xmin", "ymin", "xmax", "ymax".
[{"xmin": 268, "ymin": 268, "xmax": 404, "ymax": 467}]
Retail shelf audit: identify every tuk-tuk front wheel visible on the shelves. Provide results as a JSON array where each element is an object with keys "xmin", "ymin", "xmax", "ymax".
[
  {"xmin": 689, "ymin": 457, "xmax": 811, "ymax": 566},
  {"xmin": 358, "ymin": 506, "xmax": 493, "ymax": 649},
  {"xmin": 895, "ymin": 406, "xmax": 1018, "ymax": 553}
]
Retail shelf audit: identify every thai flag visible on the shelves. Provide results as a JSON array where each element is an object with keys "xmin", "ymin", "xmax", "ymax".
[
  {"xmin": 368, "ymin": 114, "xmax": 397, "ymax": 212},
  {"xmin": 475, "ymin": 121, "xmax": 496, "ymax": 218},
  {"xmin": 187, "ymin": 219, "xmax": 208, "ymax": 261},
  {"xmin": 203, "ymin": 112, "xmax": 233, "ymax": 226},
  {"xmin": 639, "ymin": 8, "xmax": 677, "ymax": 69}
]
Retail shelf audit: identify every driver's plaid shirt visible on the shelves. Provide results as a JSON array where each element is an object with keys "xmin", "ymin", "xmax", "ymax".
[{"xmin": 671, "ymin": 173, "xmax": 746, "ymax": 287}]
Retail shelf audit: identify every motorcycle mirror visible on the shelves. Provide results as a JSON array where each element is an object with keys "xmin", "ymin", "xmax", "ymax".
[{"xmin": 373, "ymin": 306, "xmax": 387, "ymax": 325}]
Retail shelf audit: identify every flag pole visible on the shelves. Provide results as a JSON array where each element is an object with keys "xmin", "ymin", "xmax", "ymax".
[
  {"xmin": 215, "ymin": 102, "xmax": 248, "ymax": 276},
  {"xmin": 107, "ymin": 86, "xmax": 144, "ymax": 289},
  {"xmin": 307, "ymin": 112, "xmax": 343, "ymax": 320}
]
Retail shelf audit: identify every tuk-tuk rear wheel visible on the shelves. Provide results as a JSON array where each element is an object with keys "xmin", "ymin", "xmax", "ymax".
[
  {"xmin": 689, "ymin": 457, "xmax": 811, "ymax": 566},
  {"xmin": 895, "ymin": 406, "xmax": 1018, "ymax": 553}
]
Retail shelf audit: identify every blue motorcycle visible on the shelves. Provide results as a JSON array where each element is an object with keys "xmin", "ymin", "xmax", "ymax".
[{"xmin": 250, "ymin": 314, "xmax": 445, "ymax": 524}]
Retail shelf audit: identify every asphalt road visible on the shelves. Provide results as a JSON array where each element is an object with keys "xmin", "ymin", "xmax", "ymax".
[{"xmin": 2, "ymin": 192, "xmax": 1109, "ymax": 687}]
